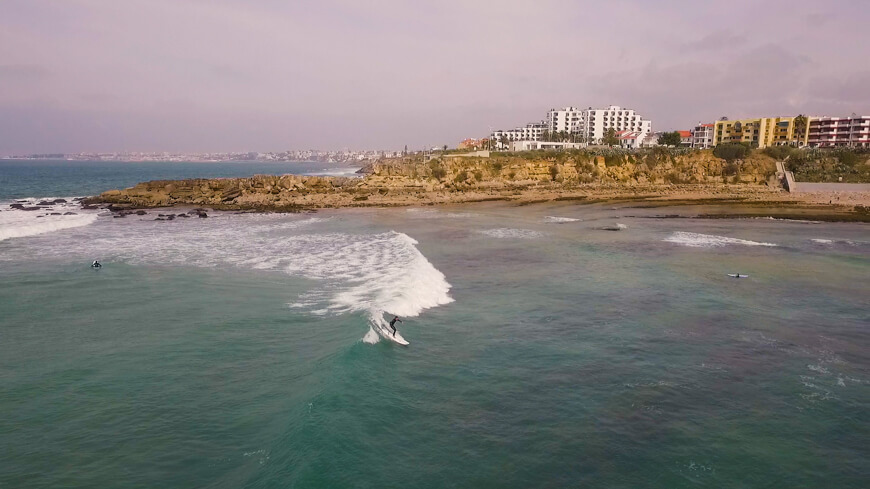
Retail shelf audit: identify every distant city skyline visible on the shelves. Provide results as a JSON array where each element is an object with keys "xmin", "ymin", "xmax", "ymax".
[{"xmin": 1, "ymin": 0, "xmax": 869, "ymax": 154}]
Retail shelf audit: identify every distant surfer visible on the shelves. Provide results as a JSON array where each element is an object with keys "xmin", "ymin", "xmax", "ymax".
[
  {"xmin": 389, "ymin": 316, "xmax": 403, "ymax": 336},
  {"xmin": 91, "ymin": 260, "xmax": 102, "ymax": 268}
]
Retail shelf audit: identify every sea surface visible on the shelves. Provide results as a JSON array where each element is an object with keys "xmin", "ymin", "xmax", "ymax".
[
  {"xmin": 0, "ymin": 159, "xmax": 361, "ymax": 201},
  {"xmin": 1, "ymin": 162, "xmax": 868, "ymax": 488}
]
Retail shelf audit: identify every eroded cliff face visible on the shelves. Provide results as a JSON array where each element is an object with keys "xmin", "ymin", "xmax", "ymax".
[
  {"xmin": 366, "ymin": 150, "xmax": 776, "ymax": 187},
  {"xmin": 91, "ymin": 150, "xmax": 780, "ymax": 209}
]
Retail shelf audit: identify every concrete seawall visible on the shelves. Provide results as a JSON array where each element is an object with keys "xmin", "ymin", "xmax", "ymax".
[
  {"xmin": 789, "ymin": 182, "xmax": 870, "ymax": 193},
  {"xmin": 777, "ymin": 160, "xmax": 870, "ymax": 193}
]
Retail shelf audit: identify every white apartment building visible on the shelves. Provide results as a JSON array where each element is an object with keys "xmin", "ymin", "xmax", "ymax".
[
  {"xmin": 491, "ymin": 122, "xmax": 547, "ymax": 148},
  {"xmin": 493, "ymin": 105, "xmax": 651, "ymax": 149},
  {"xmin": 584, "ymin": 106, "xmax": 651, "ymax": 144},
  {"xmin": 691, "ymin": 123, "xmax": 715, "ymax": 149},
  {"xmin": 546, "ymin": 107, "xmax": 586, "ymax": 134}
]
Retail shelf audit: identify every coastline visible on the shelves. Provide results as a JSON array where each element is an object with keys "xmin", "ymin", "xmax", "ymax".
[
  {"xmin": 82, "ymin": 151, "xmax": 870, "ymax": 222},
  {"xmin": 85, "ymin": 182, "xmax": 870, "ymax": 222}
]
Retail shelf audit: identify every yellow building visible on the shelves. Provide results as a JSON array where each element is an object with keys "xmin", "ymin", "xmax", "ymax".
[{"xmin": 713, "ymin": 117, "xmax": 810, "ymax": 148}]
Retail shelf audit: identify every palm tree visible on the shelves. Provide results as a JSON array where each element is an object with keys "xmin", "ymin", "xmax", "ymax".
[{"xmin": 793, "ymin": 114, "xmax": 808, "ymax": 146}]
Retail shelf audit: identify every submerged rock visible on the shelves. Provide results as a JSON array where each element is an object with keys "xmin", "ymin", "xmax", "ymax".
[{"xmin": 601, "ymin": 223, "xmax": 628, "ymax": 231}]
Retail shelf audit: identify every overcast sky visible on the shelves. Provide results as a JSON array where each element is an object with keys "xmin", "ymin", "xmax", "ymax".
[{"xmin": 1, "ymin": 0, "xmax": 869, "ymax": 154}]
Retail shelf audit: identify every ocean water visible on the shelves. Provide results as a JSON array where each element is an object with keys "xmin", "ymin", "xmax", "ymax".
[
  {"xmin": 1, "ymin": 165, "xmax": 869, "ymax": 488},
  {"xmin": 0, "ymin": 160, "xmax": 361, "ymax": 200}
]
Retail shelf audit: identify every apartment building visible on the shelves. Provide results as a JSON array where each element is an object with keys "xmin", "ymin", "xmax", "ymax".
[
  {"xmin": 584, "ymin": 106, "xmax": 652, "ymax": 144},
  {"xmin": 491, "ymin": 122, "xmax": 547, "ymax": 148},
  {"xmin": 807, "ymin": 116, "xmax": 870, "ymax": 148},
  {"xmin": 712, "ymin": 117, "xmax": 809, "ymax": 148},
  {"xmin": 546, "ymin": 107, "xmax": 586, "ymax": 134},
  {"xmin": 493, "ymin": 105, "xmax": 651, "ymax": 149},
  {"xmin": 691, "ymin": 123, "xmax": 715, "ymax": 149}
]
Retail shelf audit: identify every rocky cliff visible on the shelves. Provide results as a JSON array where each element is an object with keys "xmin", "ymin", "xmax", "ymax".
[{"xmin": 90, "ymin": 149, "xmax": 782, "ymax": 210}]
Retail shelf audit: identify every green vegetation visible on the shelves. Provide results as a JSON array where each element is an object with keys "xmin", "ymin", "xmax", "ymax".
[
  {"xmin": 429, "ymin": 160, "xmax": 447, "ymax": 180},
  {"xmin": 713, "ymin": 143, "xmax": 751, "ymax": 162},
  {"xmin": 602, "ymin": 128, "xmax": 619, "ymax": 147},
  {"xmin": 786, "ymin": 149, "xmax": 870, "ymax": 183},
  {"xmin": 454, "ymin": 170, "xmax": 469, "ymax": 183},
  {"xmin": 761, "ymin": 145, "xmax": 800, "ymax": 161},
  {"xmin": 657, "ymin": 131, "xmax": 682, "ymax": 147}
]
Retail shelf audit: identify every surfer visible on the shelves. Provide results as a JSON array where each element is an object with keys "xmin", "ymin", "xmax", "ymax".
[
  {"xmin": 92, "ymin": 260, "xmax": 102, "ymax": 268},
  {"xmin": 389, "ymin": 316, "xmax": 403, "ymax": 336}
]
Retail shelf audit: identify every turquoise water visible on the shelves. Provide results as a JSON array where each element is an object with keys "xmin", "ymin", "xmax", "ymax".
[
  {"xmin": 0, "ymin": 160, "xmax": 360, "ymax": 200},
  {"xmin": 1, "ymin": 167, "xmax": 869, "ymax": 487}
]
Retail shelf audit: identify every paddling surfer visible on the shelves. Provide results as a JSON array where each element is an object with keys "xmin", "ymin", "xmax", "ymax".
[
  {"xmin": 92, "ymin": 260, "xmax": 102, "ymax": 268},
  {"xmin": 389, "ymin": 316, "xmax": 403, "ymax": 336}
]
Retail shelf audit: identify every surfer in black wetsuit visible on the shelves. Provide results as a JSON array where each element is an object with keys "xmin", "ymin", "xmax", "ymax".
[
  {"xmin": 389, "ymin": 316, "xmax": 402, "ymax": 336},
  {"xmin": 92, "ymin": 260, "xmax": 102, "ymax": 268}
]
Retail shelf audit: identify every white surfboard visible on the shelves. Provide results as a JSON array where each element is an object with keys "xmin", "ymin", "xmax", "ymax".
[{"xmin": 370, "ymin": 316, "xmax": 410, "ymax": 345}]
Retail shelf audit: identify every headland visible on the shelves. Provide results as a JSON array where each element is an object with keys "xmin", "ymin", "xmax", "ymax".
[{"xmin": 86, "ymin": 149, "xmax": 870, "ymax": 222}]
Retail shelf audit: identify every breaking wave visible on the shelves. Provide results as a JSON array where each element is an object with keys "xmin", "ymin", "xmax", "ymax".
[
  {"xmin": 2, "ymin": 212, "xmax": 452, "ymax": 343},
  {"xmin": 0, "ymin": 198, "xmax": 100, "ymax": 242},
  {"xmin": 479, "ymin": 228, "xmax": 544, "ymax": 239},
  {"xmin": 664, "ymin": 231, "xmax": 777, "ymax": 248},
  {"xmin": 544, "ymin": 216, "xmax": 580, "ymax": 223}
]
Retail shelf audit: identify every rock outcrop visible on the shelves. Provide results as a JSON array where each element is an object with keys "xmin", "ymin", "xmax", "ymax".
[{"xmin": 87, "ymin": 150, "xmax": 783, "ymax": 211}]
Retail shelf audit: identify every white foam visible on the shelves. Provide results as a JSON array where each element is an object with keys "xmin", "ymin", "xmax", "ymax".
[
  {"xmin": 544, "ymin": 216, "xmax": 580, "ymax": 223},
  {"xmin": 479, "ymin": 228, "xmax": 544, "ymax": 239},
  {"xmin": 4, "ymin": 212, "xmax": 452, "ymax": 343},
  {"xmin": 362, "ymin": 327, "xmax": 381, "ymax": 344},
  {"xmin": 0, "ymin": 198, "xmax": 99, "ymax": 242},
  {"xmin": 406, "ymin": 208, "xmax": 475, "ymax": 219},
  {"xmin": 810, "ymin": 238, "xmax": 867, "ymax": 247},
  {"xmin": 303, "ymin": 167, "xmax": 362, "ymax": 177},
  {"xmin": 600, "ymin": 223, "xmax": 628, "ymax": 231},
  {"xmin": 664, "ymin": 231, "xmax": 777, "ymax": 248}
]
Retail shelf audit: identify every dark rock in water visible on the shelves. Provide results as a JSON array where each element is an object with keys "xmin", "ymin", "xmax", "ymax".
[
  {"xmin": 36, "ymin": 215, "xmax": 45, "ymax": 218},
  {"xmin": 135, "ymin": 210, "xmax": 147, "ymax": 215},
  {"xmin": 53, "ymin": 199, "xmax": 67, "ymax": 203},
  {"xmin": 38, "ymin": 201, "xmax": 55, "ymax": 206},
  {"xmin": 81, "ymin": 204, "xmax": 98, "ymax": 210},
  {"xmin": 155, "ymin": 218, "xmax": 165, "ymax": 221},
  {"xmin": 113, "ymin": 215, "xmax": 125, "ymax": 218},
  {"xmin": 10, "ymin": 203, "xmax": 24, "ymax": 209},
  {"xmin": 167, "ymin": 215, "xmax": 176, "ymax": 220},
  {"xmin": 198, "ymin": 212, "xmax": 208, "ymax": 218},
  {"xmin": 50, "ymin": 212, "xmax": 62, "ymax": 215},
  {"xmin": 177, "ymin": 213, "xmax": 189, "ymax": 217},
  {"xmin": 601, "ymin": 224, "xmax": 628, "ymax": 231},
  {"xmin": 63, "ymin": 212, "xmax": 77, "ymax": 215},
  {"xmin": 22, "ymin": 206, "xmax": 42, "ymax": 211}
]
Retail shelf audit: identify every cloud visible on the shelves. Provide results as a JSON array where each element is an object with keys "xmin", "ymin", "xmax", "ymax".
[
  {"xmin": 0, "ymin": 0, "xmax": 868, "ymax": 152},
  {"xmin": 0, "ymin": 64, "xmax": 50, "ymax": 80},
  {"xmin": 681, "ymin": 30, "xmax": 747, "ymax": 52}
]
